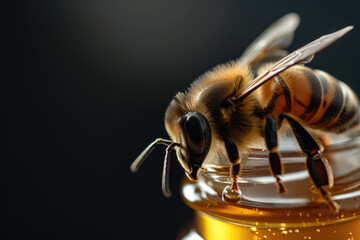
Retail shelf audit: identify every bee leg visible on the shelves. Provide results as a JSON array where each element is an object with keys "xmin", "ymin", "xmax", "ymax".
[
  {"xmin": 265, "ymin": 116, "xmax": 286, "ymax": 194},
  {"xmin": 222, "ymin": 136, "xmax": 242, "ymax": 203},
  {"xmin": 281, "ymin": 114, "xmax": 339, "ymax": 212}
]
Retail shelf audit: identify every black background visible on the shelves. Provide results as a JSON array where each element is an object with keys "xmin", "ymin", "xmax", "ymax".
[{"xmin": 5, "ymin": 1, "xmax": 360, "ymax": 239}]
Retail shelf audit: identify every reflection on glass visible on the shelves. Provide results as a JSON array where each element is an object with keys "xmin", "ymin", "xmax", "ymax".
[{"xmin": 181, "ymin": 135, "xmax": 360, "ymax": 240}]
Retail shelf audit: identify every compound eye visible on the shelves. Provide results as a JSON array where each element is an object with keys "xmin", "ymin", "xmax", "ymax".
[
  {"xmin": 185, "ymin": 114, "xmax": 204, "ymax": 143},
  {"xmin": 183, "ymin": 112, "xmax": 211, "ymax": 157}
]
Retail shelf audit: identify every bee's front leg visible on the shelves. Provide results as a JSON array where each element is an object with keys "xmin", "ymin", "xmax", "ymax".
[
  {"xmin": 264, "ymin": 116, "xmax": 287, "ymax": 194},
  {"xmin": 223, "ymin": 136, "xmax": 242, "ymax": 203}
]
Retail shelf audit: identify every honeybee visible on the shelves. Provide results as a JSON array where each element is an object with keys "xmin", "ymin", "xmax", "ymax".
[{"xmin": 131, "ymin": 13, "xmax": 358, "ymax": 212}]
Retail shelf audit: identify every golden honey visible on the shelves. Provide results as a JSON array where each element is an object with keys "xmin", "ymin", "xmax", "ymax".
[{"xmin": 181, "ymin": 136, "xmax": 360, "ymax": 240}]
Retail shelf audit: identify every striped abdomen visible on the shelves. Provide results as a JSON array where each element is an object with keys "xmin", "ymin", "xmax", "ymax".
[{"xmin": 260, "ymin": 65, "xmax": 360, "ymax": 133}]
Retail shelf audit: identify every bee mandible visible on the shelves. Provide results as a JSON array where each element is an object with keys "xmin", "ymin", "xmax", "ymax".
[{"xmin": 131, "ymin": 13, "xmax": 358, "ymax": 212}]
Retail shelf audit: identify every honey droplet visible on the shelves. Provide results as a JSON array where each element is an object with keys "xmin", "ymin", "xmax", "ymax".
[{"xmin": 222, "ymin": 186, "xmax": 241, "ymax": 203}]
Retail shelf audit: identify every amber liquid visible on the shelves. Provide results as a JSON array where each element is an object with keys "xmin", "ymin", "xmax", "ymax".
[
  {"xmin": 183, "ymin": 178, "xmax": 360, "ymax": 240},
  {"xmin": 181, "ymin": 138, "xmax": 360, "ymax": 240},
  {"xmin": 195, "ymin": 212, "xmax": 359, "ymax": 240}
]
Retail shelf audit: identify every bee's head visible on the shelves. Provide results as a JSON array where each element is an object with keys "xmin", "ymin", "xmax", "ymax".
[
  {"xmin": 165, "ymin": 94, "xmax": 212, "ymax": 182},
  {"xmin": 176, "ymin": 111, "xmax": 211, "ymax": 181},
  {"xmin": 132, "ymin": 95, "xmax": 212, "ymax": 198}
]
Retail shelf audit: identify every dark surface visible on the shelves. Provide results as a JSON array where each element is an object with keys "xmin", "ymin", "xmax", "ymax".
[{"xmin": 5, "ymin": 1, "xmax": 360, "ymax": 239}]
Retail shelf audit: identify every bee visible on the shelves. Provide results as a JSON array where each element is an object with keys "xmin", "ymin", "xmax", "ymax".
[{"xmin": 131, "ymin": 13, "xmax": 358, "ymax": 212}]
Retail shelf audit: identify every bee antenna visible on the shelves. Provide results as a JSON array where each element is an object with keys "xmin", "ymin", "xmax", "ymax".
[
  {"xmin": 162, "ymin": 142, "xmax": 180, "ymax": 198},
  {"xmin": 130, "ymin": 138, "xmax": 173, "ymax": 173}
]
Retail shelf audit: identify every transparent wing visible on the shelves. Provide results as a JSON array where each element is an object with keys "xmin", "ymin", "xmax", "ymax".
[
  {"xmin": 237, "ymin": 13, "xmax": 300, "ymax": 66},
  {"xmin": 236, "ymin": 26, "xmax": 353, "ymax": 103}
]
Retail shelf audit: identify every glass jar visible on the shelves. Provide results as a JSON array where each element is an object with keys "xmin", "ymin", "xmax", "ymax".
[{"xmin": 181, "ymin": 135, "xmax": 360, "ymax": 240}]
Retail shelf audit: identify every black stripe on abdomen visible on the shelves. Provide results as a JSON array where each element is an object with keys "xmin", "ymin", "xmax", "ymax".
[
  {"xmin": 276, "ymin": 76, "xmax": 292, "ymax": 110},
  {"xmin": 314, "ymin": 79, "xmax": 345, "ymax": 129},
  {"xmin": 326, "ymin": 87, "xmax": 360, "ymax": 132},
  {"xmin": 299, "ymin": 71, "xmax": 323, "ymax": 122}
]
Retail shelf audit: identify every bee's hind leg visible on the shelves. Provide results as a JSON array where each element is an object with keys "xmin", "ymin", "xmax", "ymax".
[
  {"xmin": 280, "ymin": 113, "xmax": 339, "ymax": 212},
  {"xmin": 222, "ymin": 136, "xmax": 242, "ymax": 203},
  {"xmin": 265, "ymin": 116, "xmax": 287, "ymax": 194}
]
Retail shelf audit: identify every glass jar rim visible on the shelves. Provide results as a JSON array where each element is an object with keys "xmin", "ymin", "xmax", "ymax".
[
  {"xmin": 183, "ymin": 133, "xmax": 360, "ymax": 215},
  {"xmin": 244, "ymin": 133, "xmax": 360, "ymax": 158}
]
